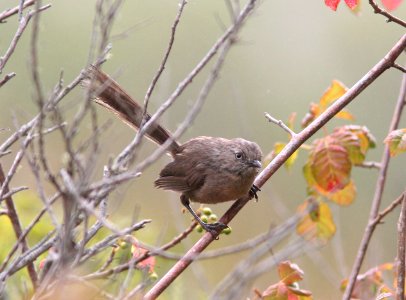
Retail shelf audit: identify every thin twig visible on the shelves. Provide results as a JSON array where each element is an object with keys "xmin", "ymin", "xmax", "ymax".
[
  {"xmin": 265, "ymin": 112, "xmax": 296, "ymax": 137},
  {"xmin": 356, "ymin": 161, "xmax": 382, "ymax": 169},
  {"xmin": 0, "ymin": 72, "xmax": 16, "ymax": 88},
  {"xmin": 0, "ymin": 0, "xmax": 36, "ymax": 22},
  {"xmin": 114, "ymin": 0, "xmax": 257, "ymax": 169},
  {"xmin": 0, "ymin": 186, "xmax": 28, "ymax": 200},
  {"xmin": 0, "ymin": 193, "xmax": 59, "ymax": 274},
  {"xmin": 343, "ymin": 66, "xmax": 406, "ymax": 299},
  {"xmin": 0, "ymin": 165, "xmax": 38, "ymax": 287},
  {"xmin": 393, "ymin": 63, "xmax": 406, "ymax": 73},
  {"xmin": 142, "ymin": 0, "xmax": 188, "ymax": 115},
  {"xmin": 0, "ymin": 4, "xmax": 51, "ymax": 73}
]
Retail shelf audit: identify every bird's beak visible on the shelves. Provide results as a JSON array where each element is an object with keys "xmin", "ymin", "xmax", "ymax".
[{"xmin": 250, "ymin": 160, "xmax": 262, "ymax": 169}]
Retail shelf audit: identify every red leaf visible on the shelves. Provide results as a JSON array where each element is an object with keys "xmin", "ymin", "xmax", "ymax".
[
  {"xmin": 381, "ymin": 0, "xmax": 403, "ymax": 10},
  {"xmin": 325, "ymin": 0, "xmax": 341, "ymax": 10},
  {"xmin": 344, "ymin": 0, "xmax": 358, "ymax": 9}
]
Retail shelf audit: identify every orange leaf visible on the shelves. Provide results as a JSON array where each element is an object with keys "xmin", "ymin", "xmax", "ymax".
[
  {"xmin": 260, "ymin": 262, "xmax": 312, "ymax": 300},
  {"xmin": 384, "ymin": 128, "xmax": 406, "ymax": 157},
  {"xmin": 309, "ymin": 136, "xmax": 352, "ymax": 192},
  {"xmin": 131, "ymin": 241, "xmax": 156, "ymax": 273},
  {"xmin": 341, "ymin": 263, "xmax": 394, "ymax": 299},
  {"xmin": 297, "ymin": 198, "xmax": 336, "ymax": 242},
  {"xmin": 278, "ymin": 261, "xmax": 304, "ymax": 285}
]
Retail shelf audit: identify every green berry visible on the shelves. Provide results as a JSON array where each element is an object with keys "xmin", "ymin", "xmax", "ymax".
[
  {"xmin": 209, "ymin": 214, "xmax": 218, "ymax": 222},
  {"xmin": 149, "ymin": 272, "xmax": 158, "ymax": 281},
  {"xmin": 200, "ymin": 215, "xmax": 209, "ymax": 223},
  {"xmin": 222, "ymin": 227, "xmax": 232, "ymax": 235},
  {"xmin": 202, "ymin": 207, "xmax": 212, "ymax": 216},
  {"xmin": 196, "ymin": 225, "xmax": 203, "ymax": 233},
  {"xmin": 119, "ymin": 241, "xmax": 129, "ymax": 249}
]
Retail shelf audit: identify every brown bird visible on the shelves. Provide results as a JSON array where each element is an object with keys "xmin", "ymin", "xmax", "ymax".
[{"xmin": 84, "ymin": 67, "xmax": 262, "ymax": 235}]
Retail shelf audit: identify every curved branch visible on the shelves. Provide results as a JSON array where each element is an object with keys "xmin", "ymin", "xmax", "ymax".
[{"xmin": 369, "ymin": 0, "xmax": 406, "ymax": 28}]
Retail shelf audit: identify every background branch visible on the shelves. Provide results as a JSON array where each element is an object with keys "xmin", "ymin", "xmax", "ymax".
[{"xmin": 343, "ymin": 65, "xmax": 406, "ymax": 299}]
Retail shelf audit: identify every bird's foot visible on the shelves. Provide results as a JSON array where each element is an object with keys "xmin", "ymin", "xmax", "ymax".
[
  {"xmin": 249, "ymin": 184, "xmax": 261, "ymax": 201},
  {"xmin": 201, "ymin": 222, "xmax": 228, "ymax": 238}
]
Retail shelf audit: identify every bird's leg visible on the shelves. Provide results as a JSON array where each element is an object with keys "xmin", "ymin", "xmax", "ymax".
[
  {"xmin": 249, "ymin": 184, "xmax": 261, "ymax": 201},
  {"xmin": 180, "ymin": 194, "xmax": 228, "ymax": 236}
]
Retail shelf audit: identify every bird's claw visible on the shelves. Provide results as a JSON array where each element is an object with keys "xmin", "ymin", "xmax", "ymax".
[
  {"xmin": 249, "ymin": 184, "xmax": 261, "ymax": 201},
  {"xmin": 201, "ymin": 222, "xmax": 228, "ymax": 238}
]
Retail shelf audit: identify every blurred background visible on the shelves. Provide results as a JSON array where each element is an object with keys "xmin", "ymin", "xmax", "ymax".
[{"xmin": 0, "ymin": 0, "xmax": 405, "ymax": 298}]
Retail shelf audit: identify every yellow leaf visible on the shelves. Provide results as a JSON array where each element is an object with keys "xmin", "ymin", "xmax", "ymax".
[
  {"xmin": 335, "ymin": 110, "xmax": 354, "ymax": 121},
  {"xmin": 278, "ymin": 261, "xmax": 304, "ymax": 285},
  {"xmin": 320, "ymin": 80, "xmax": 348, "ymax": 108},
  {"xmin": 302, "ymin": 80, "xmax": 353, "ymax": 125},
  {"xmin": 297, "ymin": 198, "xmax": 336, "ymax": 242},
  {"xmin": 274, "ymin": 142, "xmax": 299, "ymax": 169}
]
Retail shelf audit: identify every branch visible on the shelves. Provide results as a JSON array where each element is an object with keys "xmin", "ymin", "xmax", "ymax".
[
  {"xmin": 396, "ymin": 195, "xmax": 406, "ymax": 299},
  {"xmin": 368, "ymin": 0, "xmax": 406, "ymax": 28},
  {"xmin": 0, "ymin": 4, "xmax": 51, "ymax": 73},
  {"xmin": 0, "ymin": 164, "xmax": 38, "ymax": 287},
  {"xmin": 393, "ymin": 63, "xmax": 406, "ymax": 73},
  {"xmin": 142, "ymin": 0, "xmax": 188, "ymax": 115},
  {"xmin": 265, "ymin": 112, "xmax": 296, "ymax": 137},
  {"xmin": 0, "ymin": 72, "xmax": 16, "ymax": 88},
  {"xmin": 343, "ymin": 65, "xmax": 406, "ymax": 299},
  {"xmin": 146, "ymin": 34, "xmax": 406, "ymax": 300},
  {"xmin": 0, "ymin": 0, "xmax": 36, "ymax": 22},
  {"xmin": 113, "ymin": 0, "xmax": 256, "ymax": 169}
]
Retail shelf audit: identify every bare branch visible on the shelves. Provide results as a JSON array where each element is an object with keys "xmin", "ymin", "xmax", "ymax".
[
  {"xmin": 393, "ymin": 63, "xmax": 406, "ymax": 73},
  {"xmin": 0, "ymin": 164, "xmax": 38, "ymax": 287},
  {"xmin": 114, "ymin": 0, "xmax": 257, "ymax": 169},
  {"xmin": 356, "ymin": 161, "xmax": 382, "ymax": 169},
  {"xmin": 0, "ymin": 4, "xmax": 51, "ymax": 73},
  {"xmin": 396, "ymin": 195, "xmax": 406, "ymax": 299},
  {"xmin": 0, "ymin": 72, "xmax": 16, "ymax": 88},
  {"xmin": 0, "ymin": 0, "xmax": 36, "ymax": 23},
  {"xmin": 142, "ymin": 0, "xmax": 188, "ymax": 115},
  {"xmin": 265, "ymin": 112, "xmax": 297, "ymax": 137}
]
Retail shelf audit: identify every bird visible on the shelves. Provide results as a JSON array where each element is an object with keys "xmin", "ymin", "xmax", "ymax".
[{"xmin": 84, "ymin": 67, "xmax": 262, "ymax": 235}]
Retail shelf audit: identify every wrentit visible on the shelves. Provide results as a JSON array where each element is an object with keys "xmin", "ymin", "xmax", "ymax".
[{"xmin": 85, "ymin": 67, "xmax": 262, "ymax": 235}]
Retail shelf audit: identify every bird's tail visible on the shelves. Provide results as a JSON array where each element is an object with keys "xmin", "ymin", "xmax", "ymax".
[{"xmin": 83, "ymin": 66, "xmax": 180, "ymax": 154}]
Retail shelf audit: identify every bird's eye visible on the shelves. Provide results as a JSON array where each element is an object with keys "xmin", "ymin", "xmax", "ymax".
[{"xmin": 235, "ymin": 152, "xmax": 243, "ymax": 159}]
